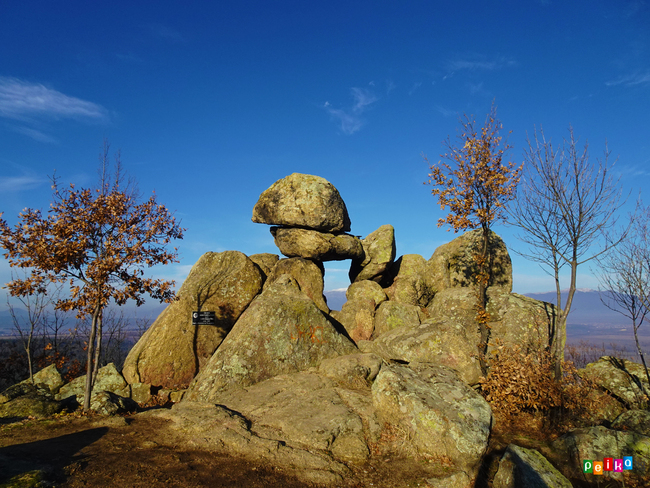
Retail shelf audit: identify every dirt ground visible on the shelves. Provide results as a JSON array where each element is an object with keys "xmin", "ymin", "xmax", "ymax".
[{"xmin": 0, "ymin": 409, "xmax": 462, "ymax": 488}]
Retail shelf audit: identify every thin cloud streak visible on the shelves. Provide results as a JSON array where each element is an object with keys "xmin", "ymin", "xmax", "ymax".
[
  {"xmin": 324, "ymin": 87, "xmax": 378, "ymax": 135},
  {"xmin": 0, "ymin": 175, "xmax": 48, "ymax": 193},
  {"xmin": 0, "ymin": 77, "xmax": 108, "ymax": 121},
  {"xmin": 605, "ymin": 72, "xmax": 650, "ymax": 87},
  {"xmin": 11, "ymin": 125, "xmax": 58, "ymax": 143},
  {"xmin": 443, "ymin": 55, "xmax": 516, "ymax": 79}
]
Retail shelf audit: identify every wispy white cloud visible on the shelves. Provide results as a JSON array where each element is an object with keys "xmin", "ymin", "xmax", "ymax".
[
  {"xmin": 10, "ymin": 125, "xmax": 58, "ymax": 143},
  {"xmin": 435, "ymin": 105, "xmax": 456, "ymax": 117},
  {"xmin": 0, "ymin": 77, "xmax": 108, "ymax": 122},
  {"xmin": 324, "ymin": 87, "xmax": 379, "ymax": 135},
  {"xmin": 443, "ymin": 55, "xmax": 516, "ymax": 79},
  {"xmin": 408, "ymin": 81, "xmax": 422, "ymax": 95},
  {"xmin": 0, "ymin": 175, "xmax": 48, "ymax": 193},
  {"xmin": 605, "ymin": 71, "xmax": 650, "ymax": 87}
]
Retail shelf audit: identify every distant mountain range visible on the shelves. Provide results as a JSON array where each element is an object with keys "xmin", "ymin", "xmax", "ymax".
[{"xmin": 3, "ymin": 289, "xmax": 648, "ymax": 355}]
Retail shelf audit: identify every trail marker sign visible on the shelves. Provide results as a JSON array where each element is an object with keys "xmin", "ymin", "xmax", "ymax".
[{"xmin": 192, "ymin": 311, "xmax": 216, "ymax": 326}]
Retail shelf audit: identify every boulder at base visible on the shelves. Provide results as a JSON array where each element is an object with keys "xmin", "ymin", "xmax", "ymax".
[
  {"xmin": 578, "ymin": 356, "xmax": 650, "ymax": 409},
  {"xmin": 372, "ymin": 363, "xmax": 492, "ymax": 480},
  {"xmin": 0, "ymin": 383, "xmax": 64, "ymax": 419},
  {"xmin": 185, "ymin": 275, "xmax": 357, "ymax": 402},
  {"xmin": 492, "ymin": 444, "xmax": 572, "ymax": 488},
  {"xmin": 122, "ymin": 251, "xmax": 263, "ymax": 389},
  {"xmin": 252, "ymin": 173, "xmax": 351, "ymax": 232}
]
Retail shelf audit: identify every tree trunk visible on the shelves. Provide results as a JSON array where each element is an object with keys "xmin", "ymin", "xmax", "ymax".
[
  {"xmin": 83, "ymin": 306, "xmax": 102, "ymax": 412},
  {"xmin": 478, "ymin": 226, "xmax": 490, "ymax": 375},
  {"xmin": 92, "ymin": 311, "xmax": 103, "ymax": 385}
]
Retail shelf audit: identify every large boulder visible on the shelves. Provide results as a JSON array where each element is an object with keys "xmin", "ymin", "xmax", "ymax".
[
  {"xmin": 0, "ymin": 382, "xmax": 64, "ymax": 418},
  {"xmin": 349, "ymin": 224, "xmax": 396, "ymax": 283},
  {"xmin": 373, "ymin": 301, "xmax": 423, "ymax": 338},
  {"xmin": 372, "ymin": 363, "xmax": 492, "ymax": 480},
  {"xmin": 346, "ymin": 279, "xmax": 387, "ymax": 307},
  {"xmin": 383, "ymin": 254, "xmax": 437, "ymax": 307},
  {"xmin": 486, "ymin": 291, "xmax": 555, "ymax": 354},
  {"xmin": 249, "ymin": 252, "xmax": 279, "ymax": 280},
  {"xmin": 330, "ymin": 298, "xmax": 376, "ymax": 342},
  {"xmin": 427, "ymin": 287, "xmax": 481, "ymax": 334},
  {"xmin": 551, "ymin": 425, "xmax": 650, "ymax": 482},
  {"xmin": 17, "ymin": 364, "xmax": 64, "ymax": 394},
  {"xmin": 89, "ymin": 391, "xmax": 139, "ymax": 416},
  {"xmin": 56, "ymin": 363, "xmax": 127, "ymax": 401},
  {"xmin": 371, "ymin": 319, "xmax": 482, "ymax": 385},
  {"xmin": 185, "ymin": 276, "xmax": 357, "ymax": 401},
  {"xmin": 122, "ymin": 251, "xmax": 263, "ymax": 389},
  {"xmin": 263, "ymin": 257, "xmax": 329, "ymax": 313},
  {"xmin": 579, "ymin": 356, "xmax": 650, "ymax": 409},
  {"xmin": 492, "ymin": 444, "xmax": 572, "ymax": 488},
  {"xmin": 252, "ymin": 173, "xmax": 351, "ymax": 232},
  {"xmin": 429, "ymin": 229, "xmax": 513, "ymax": 292},
  {"xmin": 271, "ymin": 227, "xmax": 363, "ymax": 261}
]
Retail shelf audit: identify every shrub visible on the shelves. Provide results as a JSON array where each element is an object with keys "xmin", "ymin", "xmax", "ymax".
[{"xmin": 478, "ymin": 340, "xmax": 594, "ymax": 421}]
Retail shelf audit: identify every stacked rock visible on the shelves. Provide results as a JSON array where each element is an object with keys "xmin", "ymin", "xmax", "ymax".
[{"xmin": 252, "ymin": 173, "xmax": 364, "ymax": 262}]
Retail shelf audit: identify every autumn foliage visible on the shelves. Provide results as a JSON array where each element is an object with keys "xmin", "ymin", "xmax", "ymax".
[
  {"xmin": 425, "ymin": 102, "xmax": 522, "ymax": 374},
  {"xmin": 0, "ymin": 144, "xmax": 184, "ymax": 410}
]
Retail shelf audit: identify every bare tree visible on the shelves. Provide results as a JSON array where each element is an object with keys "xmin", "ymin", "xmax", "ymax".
[
  {"xmin": 5, "ymin": 271, "xmax": 49, "ymax": 384},
  {"xmin": 510, "ymin": 127, "xmax": 629, "ymax": 379},
  {"xmin": 597, "ymin": 205, "xmax": 650, "ymax": 397}
]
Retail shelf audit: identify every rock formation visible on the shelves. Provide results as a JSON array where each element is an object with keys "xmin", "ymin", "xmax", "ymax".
[
  {"xmin": 122, "ymin": 250, "xmax": 263, "ymax": 389},
  {"xmin": 12, "ymin": 172, "xmax": 629, "ymax": 485}
]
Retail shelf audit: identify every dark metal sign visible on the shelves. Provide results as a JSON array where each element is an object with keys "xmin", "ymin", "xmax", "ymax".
[{"xmin": 192, "ymin": 311, "xmax": 216, "ymax": 326}]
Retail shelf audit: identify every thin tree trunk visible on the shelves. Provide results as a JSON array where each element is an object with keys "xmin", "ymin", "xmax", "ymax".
[
  {"xmin": 83, "ymin": 306, "xmax": 101, "ymax": 412},
  {"xmin": 26, "ymin": 329, "xmax": 34, "ymax": 384},
  {"xmin": 92, "ymin": 311, "xmax": 103, "ymax": 385},
  {"xmin": 478, "ymin": 226, "xmax": 490, "ymax": 375}
]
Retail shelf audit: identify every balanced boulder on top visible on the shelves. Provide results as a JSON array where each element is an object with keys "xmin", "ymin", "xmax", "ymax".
[{"xmin": 252, "ymin": 173, "xmax": 351, "ymax": 233}]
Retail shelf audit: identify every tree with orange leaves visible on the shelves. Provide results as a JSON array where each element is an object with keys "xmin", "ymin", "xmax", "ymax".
[
  {"xmin": 0, "ymin": 142, "xmax": 185, "ymax": 411},
  {"xmin": 424, "ymin": 103, "xmax": 522, "ymax": 374}
]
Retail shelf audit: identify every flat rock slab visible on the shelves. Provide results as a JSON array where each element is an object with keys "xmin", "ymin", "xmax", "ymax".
[
  {"xmin": 271, "ymin": 227, "xmax": 363, "ymax": 261},
  {"xmin": 146, "ymin": 401, "xmax": 350, "ymax": 485},
  {"xmin": 252, "ymin": 173, "xmax": 351, "ymax": 232},
  {"xmin": 212, "ymin": 372, "xmax": 370, "ymax": 463}
]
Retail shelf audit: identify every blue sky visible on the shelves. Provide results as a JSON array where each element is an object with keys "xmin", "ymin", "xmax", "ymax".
[{"xmin": 1, "ymin": 0, "xmax": 649, "ymax": 316}]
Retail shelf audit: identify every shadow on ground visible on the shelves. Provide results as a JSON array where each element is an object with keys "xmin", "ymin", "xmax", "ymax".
[{"xmin": 0, "ymin": 427, "xmax": 108, "ymax": 485}]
